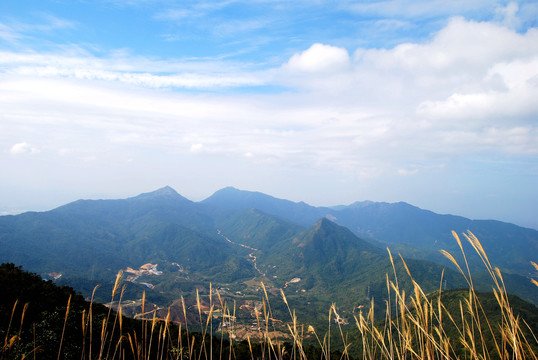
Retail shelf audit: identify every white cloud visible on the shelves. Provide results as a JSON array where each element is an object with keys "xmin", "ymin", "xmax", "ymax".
[
  {"xmin": 0, "ymin": 16, "xmax": 537, "ymax": 184},
  {"xmin": 278, "ymin": 18, "xmax": 538, "ymax": 157},
  {"xmin": 354, "ymin": 17, "xmax": 538, "ymax": 74},
  {"xmin": 285, "ymin": 43, "xmax": 350, "ymax": 73},
  {"xmin": 9, "ymin": 142, "xmax": 39, "ymax": 155}
]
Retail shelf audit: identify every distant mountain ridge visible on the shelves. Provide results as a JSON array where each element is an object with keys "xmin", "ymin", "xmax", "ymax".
[
  {"xmin": 202, "ymin": 187, "xmax": 538, "ymax": 276},
  {"xmin": 202, "ymin": 186, "xmax": 329, "ymax": 226}
]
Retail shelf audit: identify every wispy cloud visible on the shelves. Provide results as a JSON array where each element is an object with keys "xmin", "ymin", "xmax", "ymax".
[
  {"xmin": 344, "ymin": 0, "xmax": 494, "ymax": 18},
  {"xmin": 0, "ymin": 13, "xmax": 75, "ymax": 42},
  {"xmin": 154, "ymin": 8, "xmax": 195, "ymax": 21},
  {"xmin": 0, "ymin": 50, "xmax": 270, "ymax": 89},
  {"xmin": 0, "ymin": 23, "xmax": 23, "ymax": 43}
]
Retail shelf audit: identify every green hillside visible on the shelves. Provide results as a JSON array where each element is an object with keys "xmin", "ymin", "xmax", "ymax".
[
  {"xmin": 0, "ymin": 263, "xmax": 138, "ymax": 359},
  {"xmin": 213, "ymin": 208, "xmax": 305, "ymax": 251}
]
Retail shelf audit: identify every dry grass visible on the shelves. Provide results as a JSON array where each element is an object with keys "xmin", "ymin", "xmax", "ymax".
[{"xmin": 347, "ymin": 230, "xmax": 538, "ymax": 360}]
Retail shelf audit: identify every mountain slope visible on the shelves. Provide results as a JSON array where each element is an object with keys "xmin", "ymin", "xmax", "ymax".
[
  {"xmin": 257, "ymin": 218, "xmax": 468, "ymax": 312},
  {"xmin": 213, "ymin": 208, "xmax": 305, "ymax": 251},
  {"xmin": 282, "ymin": 218, "xmax": 385, "ymax": 281},
  {"xmin": 331, "ymin": 201, "xmax": 538, "ymax": 275}
]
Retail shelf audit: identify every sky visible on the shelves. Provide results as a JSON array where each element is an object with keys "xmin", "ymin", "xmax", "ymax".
[{"xmin": 1, "ymin": 0, "xmax": 537, "ymax": 230}]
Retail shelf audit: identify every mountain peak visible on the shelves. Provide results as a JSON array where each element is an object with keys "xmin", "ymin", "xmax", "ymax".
[
  {"xmin": 310, "ymin": 217, "xmax": 366, "ymax": 243},
  {"xmin": 220, "ymin": 186, "xmax": 240, "ymax": 192},
  {"xmin": 313, "ymin": 217, "xmax": 336, "ymax": 230},
  {"xmin": 302, "ymin": 217, "xmax": 356, "ymax": 246},
  {"xmin": 201, "ymin": 187, "xmax": 273, "ymax": 209},
  {"xmin": 288, "ymin": 217, "xmax": 385, "ymax": 275},
  {"xmin": 153, "ymin": 186, "xmax": 179, "ymax": 196},
  {"xmin": 132, "ymin": 186, "xmax": 189, "ymax": 201}
]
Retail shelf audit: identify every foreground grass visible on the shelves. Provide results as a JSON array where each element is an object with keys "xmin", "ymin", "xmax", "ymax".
[{"xmin": 2, "ymin": 231, "xmax": 537, "ymax": 359}]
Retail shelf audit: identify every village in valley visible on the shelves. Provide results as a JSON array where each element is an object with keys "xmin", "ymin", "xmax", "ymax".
[{"xmin": 114, "ymin": 258, "xmax": 314, "ymax": 341}]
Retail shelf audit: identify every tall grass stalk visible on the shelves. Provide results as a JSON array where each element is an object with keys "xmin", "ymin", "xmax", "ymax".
[{"xmin": 57, "ymin": 294, "xmax": 71, "ymax": 360}]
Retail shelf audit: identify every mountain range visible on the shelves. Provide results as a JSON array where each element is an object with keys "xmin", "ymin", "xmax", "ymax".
[
  {"xmin": 203, "ymin": 187, "xmax": 538, "ymax": 276},
  {"xmin": 1, "ymin": 186, "xmax": 537, "ymax": 325}
]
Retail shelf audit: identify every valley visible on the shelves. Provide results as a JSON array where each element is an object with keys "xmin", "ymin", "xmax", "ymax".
[{"xmin": 112, "ymin": 227, "xmax": 321, "ymax": 337}]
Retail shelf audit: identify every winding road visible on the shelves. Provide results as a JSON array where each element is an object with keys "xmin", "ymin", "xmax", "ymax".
[{"xmin": 217, "ymin": 230, "xmax": 265, "ymax": 276}]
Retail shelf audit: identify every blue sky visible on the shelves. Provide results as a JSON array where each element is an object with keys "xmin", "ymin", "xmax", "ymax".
[{"xmin": 1, "ymin": 0, "xmax": 537, "ymax": 230}]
